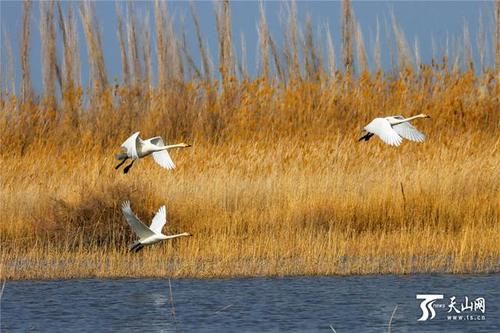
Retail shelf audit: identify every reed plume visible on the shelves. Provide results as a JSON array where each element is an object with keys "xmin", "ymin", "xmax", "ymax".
[
  {"xmin": 126, "ymin": 2, "xmax": 141, "ymax": 87},
  {"xmin": 116, "ymin": 3, "xmax": 130, "ymax": 86},
  {"xmin": 258, "ymin": 0, "xmax": 270, "ymax": 80},
  {"xmin": 390, "ymin": 10, "xmax": 413, "ymax": 71},
  {"xmin": 495, "ymin": 0, "xmax": 499, "ymax": 75},
  {"xmin": 215, "ymin": 0, "xmax": 235, "ymax": 83},
  {"xmin": 355, "ymin": 21, "xmax": 369, "ymax": 74},
  {"xmin": 190, "ymin": 1, "xmax": 212, "ymax": 81},
  {"xmin": 326, "ymin": 23, "xmax": 336, "ymax": 80},
  {"xmin": 463, "ymin": 20, "xmax": 474, "ymax": 71},
  {"xmin": 142, "ymin": 15, "xmax": 153, "ymax": 90},
  {"xmin": 374, "ymin": 18, "xmax": 382, "ymax": 73},
  {"xmin": 39, "ymin": 0, "xmax": 58, "ymax": 106},
  {"xmin": 341, "ymin": 0, "xmax": 354, "ymax": 74},
  {"xmin": 79, "ymin": 1, "xmax": 108, "ymax": 95},
  {"xmin": 21, "ymin": 0, "xmax": 32, "ymax": 102}
]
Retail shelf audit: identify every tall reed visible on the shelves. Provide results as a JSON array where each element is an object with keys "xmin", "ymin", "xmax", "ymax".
[{"xmin": 21, "ymin": 0, "xmax": 32, "ymax": 102}]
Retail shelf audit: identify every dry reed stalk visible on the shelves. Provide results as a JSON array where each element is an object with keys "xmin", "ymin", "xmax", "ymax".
[
  {"xmin": 190, "ymin": 1, "xmax": 212, "ymax": 81},
  {"xmin": 477, "ymin": 11, "xmax": 486, "ymax": 73},
  {"xmin": 374, "ymin": 18, "xmax": 382, "ymax": 73},
  {"xmin": 355, "ymin": 21, "xmax": 369, "ymax": 74},
  {"xmin": 385, "ymin": 18, "xmax": 396, "ymax": 72},
  {"xmin": 116, "ymin": 3, "xmax": 130, "ymax": 86},
  {"xmin": 414, "ymin": 38, "xmax": 421, "ymax": 71},
  {"xmin": 268, "ymin": 33, "xmax": 284, "ymax": 82},
  {"xmin": 304, "ymin": 14, "xmax": 320, "ymax": 81},
  {"xmin": 326, "ymin": 24, "xmax": 336, "ymax": 80},
  {"xmin": 390, "ymin": 10, "xmax": 412, "ymax": 71},
  {"xmin": 283, "ymin": 0, "xmax": 300, "ymax": 81},
  {"xmin": 39, "ymin": 0, "xmax": 58, "ymax": 106},
  {"xmin": 79, "ymin": 1, "xmax": 108, "ymax": 95},
  {"xmin": 181, "ymin": 28, "xmax": 202, "ymax": 81},
  {"xmin": 341, "ymin": 0, "xmax": 354, "ymax": 74},
  {"xmin": 155, "ymin": 1, "xmax": 183, "ymax": 86},
  {"xmin": 258, "ymin": 0, "xmax": 270, "ymax": 80},
  {"xmin": 167, "ymin": 15, "xmax": 183, "ymax": 84},
  {"xmin": 154, "ymin": 0, "xmax": 167, "ymax": 88},
  {"xmin": 142, "ymin": 15, "xmax": 153, "ymax": 91},
  {"xmin": 57, "ymin": 3, "xmax": 80, "ymax": 92},
  {"xmin": 431, "ymin": 34, "xmax": 437, "ymax": 66},
  {"xmin": 238, "ymin": 32, "xmax": 248, "ymax": 81},
  {"xmin": 463, "ymin": 20, "xmax": 474, "ymax": 71},
  {"xmin": 496, "ymin": 0, "xmax": 500, "ymax": 76},
  {"xmin": 3, "ymin": 30, "xmax": 16, "ymax": 96},
  {"xmin": 21, "ymin": 0, "xmax": 32, "ymax": 102},
  {"xmin": 126, "ymin": 2, "xmax": 141, "ymax": 87},
  {"xmin": 215, "ymin": 0, "xmax": 235, "ymax": 83},
  {"xmin": 444, "ymin": 32, "xmax": 450, "ymax": 69},
  {"xmin": 452, "ymin": 37, "xmax": 461, "ymax": 74}
]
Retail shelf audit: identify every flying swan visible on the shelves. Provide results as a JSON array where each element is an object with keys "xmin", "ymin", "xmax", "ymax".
[
  {"xmin": 121, "ymin": 201, "xmax": 191, "ymax": 252},
  {"xmin": 115, "ymin": 132, "xmax": 191, "ymax": 173},
  {"xmin": 359, "ymin": 114, "xmax": 430, "ymax": 146}
]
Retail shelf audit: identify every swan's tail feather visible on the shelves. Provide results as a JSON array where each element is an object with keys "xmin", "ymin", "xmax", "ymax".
[{"xmin": 116, "ymin": 152, "xmax": 128, "ymax": 160}]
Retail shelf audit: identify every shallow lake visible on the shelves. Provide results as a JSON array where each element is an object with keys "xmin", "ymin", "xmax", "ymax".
[{"xmin": 1, "ymin": 274, "xmax": 498, "ymax": 332}]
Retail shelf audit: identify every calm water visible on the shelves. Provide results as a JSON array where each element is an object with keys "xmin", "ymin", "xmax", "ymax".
[{"xmin": 1, "ymin": 275, "xmax": 498, "ymax": 332}]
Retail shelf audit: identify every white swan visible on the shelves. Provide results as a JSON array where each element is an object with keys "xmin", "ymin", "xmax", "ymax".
[
  {"xmin": 115, "ymin": 132, "xmax": 191, "ymax": 173},
  {"xmin": 121, "ymin": 201, "xmax": 191, "ymax": 252},
  {"xmin": 359, "ymin": 114, "xmax": 430, "ymax": 146}
]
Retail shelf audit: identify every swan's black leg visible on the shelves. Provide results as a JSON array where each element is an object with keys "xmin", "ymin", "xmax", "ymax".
[
  {"xmin": 123, "ymin": 160, "xmax": 135, "ymax": 174},
  {"xmin": 358, "ymin": 132, "xmax": 374, "ymax": 142},
  {"xmin": 130, "ymin": 242, "xmax": 143, "ymax": 252},
  {"xmin": 115, "ymin": 157, "xmax": 128, "ymax": 170},
  {"xmin": 132, "ymin": 243, "xmax": 144, "ymax": 252}
]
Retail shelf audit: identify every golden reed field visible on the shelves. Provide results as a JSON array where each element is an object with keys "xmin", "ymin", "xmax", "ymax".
[{"xmin": 1, "ymin": 1, "xmax": 499, "ymax": 279}]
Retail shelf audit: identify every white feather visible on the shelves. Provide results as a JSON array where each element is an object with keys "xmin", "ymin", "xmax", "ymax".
[
  {"xmin": 121, "ymin": 201, "xmax": 155, "ymax": 239},
  {"xmin": 149, "ymin": 206, "xmax": 167, "ymax": 234},
  {"xmin": 364, "ymin": 118, "xmax": 403, "ymax": 146},
  {"xmin": 120, "ymin": 132, "xmax": 141, "ymax": 160}
]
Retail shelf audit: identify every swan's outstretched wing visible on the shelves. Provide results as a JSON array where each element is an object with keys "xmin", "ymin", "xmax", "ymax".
[
  {"xmin": 148, "ymin": 137, "xmax": 176, "ymax": 170},
  {"xmin": 121, "ymin": 201, "xmax": 155, "ymax": 239},
  {"xmin": 149, "ymin": 205, "xmax": 167, "ymax": 234},
  {"xmin": 386, "ymin": 116, "xmax": 425, "ymax": 142},
  {"xmin": 392, "ymin": 123, "xmax": 425, "ymax": 142},
  {"xmin": 364, "ymin": 118, "xmax": 403, "ymax": 146},
  {"xmin": 152, "ymin": 151, "xmax": 176, "ymax": 170},
  {"xmin": 121, "ymin": 132, "xmax": 141, "ymax": 160}
]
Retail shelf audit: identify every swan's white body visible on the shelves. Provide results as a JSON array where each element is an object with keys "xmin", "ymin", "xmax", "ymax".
[
  {"xmin": 121, "ymin": 201, "xmax": 191, "ymax": 252},
  {"xmin": 116, "ymin": 132, "xmax": 191, "ymax": 173},
  {"xmin": 360, "ymin": 114, "xmax": 430, "ymax": 146}
]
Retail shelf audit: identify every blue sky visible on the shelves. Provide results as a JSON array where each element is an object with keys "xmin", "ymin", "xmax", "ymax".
[{"xmin": 0, "ymin": 1, "xmax": 496, "ymax": 93}]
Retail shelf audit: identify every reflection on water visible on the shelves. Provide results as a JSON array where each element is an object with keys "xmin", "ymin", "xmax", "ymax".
[{"xmin": 2, "ymin": 275, "xmax": 498, "ymax": 332}]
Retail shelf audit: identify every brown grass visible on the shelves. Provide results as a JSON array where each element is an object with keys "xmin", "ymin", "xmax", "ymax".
[{"xmin": 0, "ymin": 0, "xmax": 499, "ymax": 280}]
